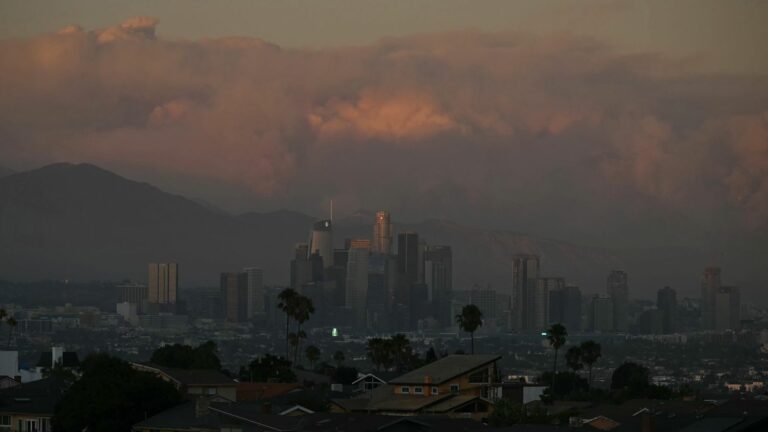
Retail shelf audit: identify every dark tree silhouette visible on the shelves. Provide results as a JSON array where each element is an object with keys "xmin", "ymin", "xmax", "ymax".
[
  {"xmin": 53, "ymin": 353, "xmax": 182, "ymax": 431},
  {"xmin": 455, "ymin": 304, "xmax": 483, "ymax": 354}
]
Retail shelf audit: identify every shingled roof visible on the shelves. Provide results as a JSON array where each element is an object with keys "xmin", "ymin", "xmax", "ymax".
[{"xmin": 388, "ymin": 355, "xmax": 500, "ymax": 385}]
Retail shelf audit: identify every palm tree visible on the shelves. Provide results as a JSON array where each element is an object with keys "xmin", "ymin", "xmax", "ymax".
[
  {"xmin": 5, "ymin": 317, "xmax": 16, "ymax": 349},
  {"xmin": 333, "ymin": 350, "xmax": 345, "ymax": 368},
  {"xmin": 366, "ymin": 338, "xmax": 393, "ymax": 372},
  {"xmin": 277, "ymin": 288, "xmax": 299, "ymax": 358},
  {"xmin": 579, "ymin": 340, "xmax": 602, "ymax": 390},
  {"xmin": 305, "ymin": 345, "xmax": 321, "ymax": 370},
  {"xmin": 545, "ymin": 323, "xmax": 567, "ymax": 393},
  {"xmin": 565, "ymin": 346, "xmax": 583, "ymax": 373},
  {"xmin": 455, "ymin": 304, "xmax": 483, "ymax": 354},
  {"xmin": 291, "ymin": 295, "xmax": 315, "ymax": 364}
]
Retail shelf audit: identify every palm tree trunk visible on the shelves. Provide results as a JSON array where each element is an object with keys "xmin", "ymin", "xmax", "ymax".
[
  {"xmin": 551, "ymin": 348, "xmax": 559, "ymax": 396},
  {"xmin": 6, "ymin": 328, "xmax": 11, "ymax": 349},
  {"xmin": 588, "ymin": 366, "xmax": 593, "ymax": 391},
  {"xmin": 293, "ymin": 324, "xmax": 302, "ymax": 365},
  {"xmin": 553, "ymin": 349, "xmax": 558, "ymax": 375},
  {"xmin": 470, "ymin": 332, "xmax": 475, "ymax": 354},
  {"xmin": 285, "ymin": 313, "xmax": 290, "ymax": 358}
]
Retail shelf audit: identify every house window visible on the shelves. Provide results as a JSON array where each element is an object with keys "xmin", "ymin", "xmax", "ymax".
[
  {"xmin": 400, "ymin": 386, "xmax": 410, "ymax": 394},
  {"xmin": 450, "ymin": 384, "xmax": 460, "ymax": 394},
  {"xmin": 207, "ymin": 388, "xmax": 217, "ymax": 395},
  {"xmin": 0, "ymin": 416, "xmax": 9, "ymax": 427},
  {"xmin": 414, "ymin": 386, "xmax": 423, "ymax": 394},
  {"xmin": 431, "ymin": 387, "xmax": 438, "ymax": 395}
]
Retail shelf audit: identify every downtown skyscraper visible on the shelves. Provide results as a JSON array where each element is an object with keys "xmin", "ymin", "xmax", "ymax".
[
  {"xmin": 511, "ymin": 254, "xmax": 540, "ymax": 331},
  {"xmin": 607, "ymin": 270, "xmax": 629, "ymax": 333},
  {"xmin": 700, "ymin": 266, "xmax": 721, "ymax": 330},
  {"xmin": 148, "ymin": 262, "xmax": 179, "ymax": 309},
  {"xmin": 372, "ymin": 211, "xmax": 393, "ymax": 255}
]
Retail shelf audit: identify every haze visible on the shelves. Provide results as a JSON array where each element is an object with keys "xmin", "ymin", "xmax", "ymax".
[{"xmin": 1, "ymin": 1, "xmax": 766, "ymax": 270}]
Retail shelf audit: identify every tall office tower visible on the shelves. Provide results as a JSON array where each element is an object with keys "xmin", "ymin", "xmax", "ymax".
[
  {"xmin": 345, "ymin": 240, "xmax": 370, "ymax": 328},
  {"xmin": 469, "ymin": 288, "xmax": 497, "ymax": 320},
  {"xmin": 714, "ymin": 286, "xmax": 740, "ymax": 331},
  {"xmin": 327, "ymin": 248, "xmax": 350, "ymax": 307},
  {"xmin": 367, "ymin": 253, "xmax": 392, "ymax": 331},
  {"xmin": 148, "ymin": 263, "xmax": 179, "ymax": 305},
  {"xmin": 243, "ymin": 267, "xmax": 264, "ymax": 318},
  {"xmin": 637, "ymin": 309, "xmax": 663, "ymax": 334},
  {"xmin": 529, "ymin": 277, "xmax": 561, "ymax": 330},
  {"xmin": 548, "ymin": 283, "xmax": 581, "ymax": 331},
  {"xmin": 372, "ymin": 211, "xmax": 393, "ymax": 254},
  {"xmin": 290, "ymin": 243, "xmax": 313, "ymax": 292},
  {"xmin": 424, "ymin": 245, "xmax": 453, "ymax": 327},
  {"xmin": 606, "ymin": 270, "xmax": 628, "ymax": 332},
  {"xmin": 589, "ymin": 295, "xmax": 614, "ymax": 332},
  {"xmin": 657, "ymin": 286, "xmax": 678, "ymax": 334},
  {"xmin": 308, "ymin": 220, "xmax": 333, "ymax": 268},
  {"xmin": 563, "ymin": 286, "xmax": 582, "ymax": 332},
  {"xmin": 118, "ymin": 281, "xmax": 148, "ymax": 314},
  {"xmin": 221, "ymin": 272, "xmax": 248, "ymax": 323},
  {"xmin": 395, "ymin": 232, "xmax": 420, "ymax": 312},
  {"xmin": 700, "ymin": 266, "xmax": 721, "ymax": 330},
  {"xmin": 397, "ymin": 232, "xmax": 420, "ymax": 284},
  {"xmin": 511, "ymin": 254, "xmax": 540, "ymax": 331}
]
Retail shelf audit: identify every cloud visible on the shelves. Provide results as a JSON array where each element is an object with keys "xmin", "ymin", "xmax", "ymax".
[{"xmin": 1, "ymin": 18, "xmax": 767, "ymax": 242}]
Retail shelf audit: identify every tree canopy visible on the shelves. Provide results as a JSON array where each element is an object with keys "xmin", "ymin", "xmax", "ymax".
[
  {"xmin": 150, "ymin": 341, "xmax": 221, "ymax": 370},
  {"xmin": 240, "ymin": 354, "xmax": 297, "ymax": 383},
  {"xmin": 53, "ymin": 353, "xmax": 182, "ymax": 432}
]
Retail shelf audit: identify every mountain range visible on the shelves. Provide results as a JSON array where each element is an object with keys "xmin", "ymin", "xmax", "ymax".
[{"xmin": 0, "ymin": 163, "xmax": 764, "ymax": 301}]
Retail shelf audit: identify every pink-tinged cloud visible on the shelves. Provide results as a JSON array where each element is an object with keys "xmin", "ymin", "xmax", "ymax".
[{"xmin": 1, "ymin": 17, "xmax": 767, "ymax": 239}]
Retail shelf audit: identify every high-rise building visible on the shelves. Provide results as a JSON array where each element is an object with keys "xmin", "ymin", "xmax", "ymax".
[
  {"xmin": 243, "ymin": 267, "xmax": 264, "ymax": 318},
  {"xmin": 657, "ymin": 286, "xmax": 677, "ymax": 334},
  {"xmin": 589, "ymin": 295, "xmax": 614, "ymax": 332},
  {"xmin": 345, "ymin": 240, "xmax": 370, "ymax": 328},
  {"xmin": 372, "ymin": 211, "xmax": 393, "ymax": 255},
  {"xmin": 221, "ymin": 272, "xmax": 248, "ymax": 323},
  {"xmin": 470, "ymin": 288, "xmax": 497, "ymax": 320},
  {"xmin": 424, "ymin": 245, "xmax": 453, "ymax": 327},
  {"xmin": 148, "ymin": 263, "xmax": 179, "ymax": 305},
  {"xmin": 308, "ymin": 220, "xmax": 333, "ymax": 268},
  {"xmin": 607, "ymin": 270, "xmax": 628, "ymax": 332},
  {"xmin": 529, "ymin": 277, "xmax": 562, "ymax": 331},
  {"xmin": 511, "ymin": 254, "xmax": 540, "ymax": 331},
  {"xmin": 636, "ymin": 309, "xmax": 663, "ymax": 334},
  {"xmin": 118, "ymin": 281, "xmax": 148, "ymax": 314},
  {"xmin": 367, "ymin": 252, "xmax": 394, "ymax": 331},
  {"xmin": 549, "ymin": 284, "xmax": 581, "ymax": 332},
  {"xmin": 714, "ymin": 286, "xmax": 740, "ymax": 331},
  {"xmin": 701, "ymin": 266, "xmax": 721, "ymax": 330},
  {"xmin": 290, "ymin": 243, "xmax": 314, "ymax": 292},
  {"xmin": 397, "ymin": 232, "xmax": 420, "ymax": 284}
]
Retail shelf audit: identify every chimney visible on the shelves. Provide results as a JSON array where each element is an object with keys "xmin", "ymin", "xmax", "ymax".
[
  {"xmin": 13, "ymin": 376, "xmax": 21, "ymax": 384},
  {"xmin": 51, "ymin": 346, "xmax": 64, "ymax": 368},
  {"xmin": 641, "ymin": 413, "xmax": 655, "ymax": 432},
  {"xmin": 195, "ymin": 397, "xmax": 210, "ymax": 418}
]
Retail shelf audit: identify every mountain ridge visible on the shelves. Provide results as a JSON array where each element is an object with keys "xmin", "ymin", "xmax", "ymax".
[{"xmin": 0, "ymin": 163, "xmax": 764, "ymax": 301}]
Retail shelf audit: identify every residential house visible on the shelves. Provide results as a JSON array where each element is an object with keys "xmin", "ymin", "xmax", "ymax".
[
  {"xmin": 331, "ymin": 354, "xmax": 500, "ymax": 420},
  {"xmin": 0, "ymin": 377, "xmax": 68, "ymax": 432},
  {"xmin": 132, "ymin": 362, "xmax": 237, "ymax": 401}
]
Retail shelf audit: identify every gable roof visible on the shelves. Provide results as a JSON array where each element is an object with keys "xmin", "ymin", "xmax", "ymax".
[
  {"xmin": 389, "ymin": 355, "xmax": 500, "ymax": 385},
  {"xmin": 237, "ymin": 382, "xmax": 302, "ymax": 401},
  {"xmin": 0, "ymin": 377, "xmax": 68, "ymax": 415},
  {"xmin": 132, "ymin": 362, "xmax": 235, "ymax": 387}
]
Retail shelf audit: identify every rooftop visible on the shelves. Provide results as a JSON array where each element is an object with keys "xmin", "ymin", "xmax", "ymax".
[{"xmin": 389, "ymin": 354, "xmax": 500, "ymax": 385}]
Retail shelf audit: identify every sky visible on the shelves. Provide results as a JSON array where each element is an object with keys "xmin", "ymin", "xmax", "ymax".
[{"xmin": 0, "ymin": 0, "xmax": 767, "ymax": 248}]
